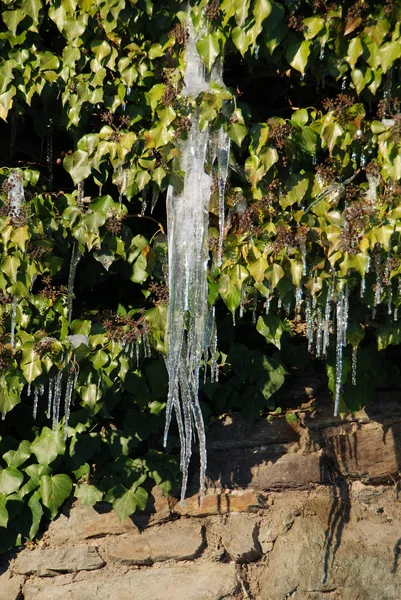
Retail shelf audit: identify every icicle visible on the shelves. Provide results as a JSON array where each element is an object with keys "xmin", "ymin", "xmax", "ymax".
[
  {"xmin": 334, "ymin": 290, "xmax": 345, "ymax": 417},
  {"xmin": 27, "ymin": 383, "xmax": 32, "ymax": 397},
  {"xmin": 305, "ymin": 295, "xmax": 314, "ymax": 352},
  {"xmin": 33, "ymin": 386, "xmax": 39, "ymax": 419},
  {"xmin": 39, "ymin": 383, "xmax": 45, "ymax": 395},
  {"xmin": 77, "ymin": 181, "xmax": 84, "ymax": 208},
  {"xmin": 373, "ymin": 247, "xmax": 382, "ymax": 318},
  {"xmin": 295, "ymin": 286, "xmax": 303, "ymax": 316},
  {"xmin": 52, "ymin": 371, "xmax": 63, "ymax": 430},
  {"xmin": 216, "ymin": 128, "xmax": 230, "ymax": 267},
  {"xmin": 265, "ymin": 295, "xmax": 271, "ymax": 314},
  {"xmin": 277, "ymin": 297, "xmax": 282, "ymax": 310},
  {"xmin": 135, "ymin": 339, "xmax": 140, "ymax": 367},
  {"xmin": 10, "ymin": 296, "xmax": 18, "ymax": 349},
  {"xmin": 210, "ymin": 308, "xmax": 219, "ymax": 383},
  {"xmin": 47, "ymin": 377, "xmax": 54, "ymax": 419},
  {"xmin": 163, "ymin": 14, "xmax": 233, "ymax": 503},
  {"xmin": 341, "ymin": 77, "xmax": 347, "ymax": 91},
  {"xmin": 360, "ymin": 274, "xmax": 366, "ymax": 299},
  {"xmin": 64, "ymin": 369, "xmax": 75, "ymax": 439},
  {"xmin": 117, "ymin": 165, "xmax": 128, "ymax": 210},
  {"xmin": 47, "ymin": 124, "xmax": 53, "ymax": 191},
  {"xmin": 342, "ymin": 284, "xmax": 349, "ymax": 347},
  {"xmin": 6, "ymin": 171, "xmax": 25, "ymax": 219},
  {"xmin": 319, "ymin": 43, "xmax": 326, "ymax": 60},
  {"xmin": 151, "ymin": 187, "xmax": 159, "ymax": 213},
  {"xmin": 252, "ymin": 309, "xmax": 257, "ymax": 324},
  {"xmin": 323, "ymin": 281, "xmax": 334, "ymax": 357},
  {"xmin": 232, "ymin": 310, "xmax": 236, "ymax": 326},
  {"xmin": 301, "ymin": 243, "xmax": 307, "ymax": 276},
  {"xmin": 67, "ymin": 243, "xmax": 82, "ymax": 324},
  {"xmin": 394, "ymin": 306, "xmax": 398, "ymax": 321},
  {"xmin": 315, "ymin": 307, "xmax": 323, "ymax": 358},
  {"xmin": 352, "ymin": 346, "xmax": 358, "ymax": 386}
]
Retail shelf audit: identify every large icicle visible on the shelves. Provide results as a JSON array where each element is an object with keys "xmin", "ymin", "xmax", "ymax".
[{"xmin": 164, "ymin": 17, "xmax": 228, "ymax": 504}]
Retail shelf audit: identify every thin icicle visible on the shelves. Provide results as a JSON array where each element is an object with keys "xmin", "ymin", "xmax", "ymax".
[
  {"xmin": 216, "ymin": 128, "xmax": 230, "ymax": 267},
  {"xmin": 52, "ymin": 371, "xmax": 63, "ymax": 430},
  {"xmin": 305, "ymin": 295, "xmax": 314, "ymax": 352},
  {"xmin": 323, "ymin": 281, "xmax": 334, "ymax": 357},
  {"xmin": 27, "ymin": 383, "xmax": 32, "ymax": 397},
  {"xmin": 33, "ymin": 386, "xmax": 39, "ymax": 419},
  {"xmin": 77, "ymin": 181, "xmax": 84, "ymax": 208},
  {"xmin": 67, "ymin": 243, "xmax": 81, "ymax": 324},
  {"xmin": 63, "ymin": 369, "xmax": 76, "ymax": 439},
  {"xmin": 351, "ymin": 346, "xmax": 358, "ymax": 386},
  {"xmin": 47, "ymin": 377, "xmax": 54, "ymax": 419},
  {"xmin": 373, "ymin": 247, "xmax": 382, "ymax": 318},
  {"xmin": 315, "ymin": 307, "xmax": 323, "ymax": 358},
  {"xmin": 265, "ymin": 295, "xmax": 271, "ymax": 314},
  {"xmin": 295, "ymin": 286, "xmax": 303, "ymax": 315},
  {"xmin": 10, "ymin": 296, "xmax": 18, "ymax": 349},
  {"xmin": 334, "ymin": 290, "xmax": 345, "ymax": 417},
  {"xmin": 342, "ymin": 284, "xmax": 349, "ymax": 347}
]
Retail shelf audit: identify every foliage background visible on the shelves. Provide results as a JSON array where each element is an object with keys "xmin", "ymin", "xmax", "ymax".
[{"xmin": 1, "ymin": 0, "xmax": 401, "ymax": 552}]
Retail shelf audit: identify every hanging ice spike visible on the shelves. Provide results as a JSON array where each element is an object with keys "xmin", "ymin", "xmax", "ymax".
[{"xmin": 164, "ymin": 13, "xmax": 230, "ymax": 504}]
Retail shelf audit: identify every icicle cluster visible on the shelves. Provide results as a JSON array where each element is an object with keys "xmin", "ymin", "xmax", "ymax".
[{"xmin": 164, "ymin": 17, "xmax": 230, "ymax": 503}]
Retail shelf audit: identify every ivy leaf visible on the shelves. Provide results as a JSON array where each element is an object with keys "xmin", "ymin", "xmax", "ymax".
[
  {"xmin": 346, "ymin": 37, "xmax": 363, "ymax": 69},
  {"xmin": 110, "ymin": 483, "xmax": 148, "ymax": 521},
  {"xmin": 30, "ymin": 427, "xmax": 65, "ymax": 466},
  {"xmin": 227, "ymin": 343, "xmax": 254, "ymax": 382},
  {"xmin": 286, "ymin": 40, "xmax": 311, "ymax": 75},
  {"xmin": 0, "ymin": 467, "xmax": 24, "ymax": 495},
  {"xmin": 20, "ymin": 342, "xmax": 42, "ymax": 384},
  {"xmin": 218, "ymin": 273, "xmax": 242, "ymax": 313},
  {"xmin": 75, "ymin": 483, "xmax": 103, "ymax": 507},
  {"xmin": 303, "ymin": 17, "xmax": 325, "ymax": 40},
  {"xmin": 27, "ymin": 490, "xmax": 44, "ymax": 540},
  {"xmin": 379, "ymin": 41, "xmax": 401, "ymax": 73},
  {"xmin": 63, "ymin": 149, "xmax": 91, "ymax": 184},
  {"xmin": 240, "ymin": 385, "xmax": 266, "ymax": 423},
  {"xmin": 40, "ymin": 474, "xmax": 72, "ymax": 518},
  {"xmin": 2, "ymin": 10, "xmax": 25, "ymax": 36},
  {"xmin": 21, "ymin": 0, "xmax": 42, "ymax": 23},
  {"xmin": 256, "ymin": 314, "xmax": 291, "ymax": 349},
  {"xmin": 0, "ymin": 375, "xmax": 24, "ymax": 417},
  {"xmin": 3, "ymin": 440, "xmax": 31, "ymax": 469},
  {"xmin": 0, "ymin": 494, "xmax": 8, "ymax": 528},
  {"xmin": 196, "ymin": 32, "xmax": 220, "ymax": 71}
]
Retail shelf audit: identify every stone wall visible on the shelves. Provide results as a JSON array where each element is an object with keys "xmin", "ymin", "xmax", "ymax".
[{"xmin": 2, "ymin": 395, "xmax": 401, "ymax": 600}]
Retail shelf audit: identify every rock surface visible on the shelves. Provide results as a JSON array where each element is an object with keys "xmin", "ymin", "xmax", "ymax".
[
  {"xmin": 106, "ymin": 520, "xmax": 203, "ymax": 564},
  {"xmin": 14, "ymin": 546, "xmax": 105, "ymax": 576},
  {"xmin": 23, "ymin": 563, "xmax": 238, "ymax": 600},
  {"xmin": 4, "ymin": 405, "xmax": 401, "ymax": 600}
]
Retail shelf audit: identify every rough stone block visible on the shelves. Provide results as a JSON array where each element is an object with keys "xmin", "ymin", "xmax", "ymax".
[
  {"xmin": 13, "ymin": 546, "xmax": 105, "ymax": 577},
  {"xmin": 106, "ymin": 520, "xmax": 203, "ymax": 564},
  {"xmin": 323, "ymin": 421, "xmax": 401, "ymax": 482},
  {"xmin": 0, "ymin": 573, "xmax": 23, "ymax": 600},
  {"xmin": 174, "ymin": 490, "xmax": 265, "ymax": 516},
  {"xmin": 46, "ymin": 502, "xmax": 138, "ymax": 543},
  {"xmin": 207, "ymin": 413, "xmax": 299, "ymax": 450},
  {"xmin": 207, "ymin": 448, "xmax": 328, "ymax": 490},
  {"xmin": 22, "ymin": 563, "xmax": 238, "ymax": 600},
  {"xmin": 221, "ymin": 514, "xmax": 261, "ymax": 563}
]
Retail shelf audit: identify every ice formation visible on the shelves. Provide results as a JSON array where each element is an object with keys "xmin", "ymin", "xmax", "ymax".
[{"xmin": 164, "ymin": 17, "xmax": 230, "ymax": 503}]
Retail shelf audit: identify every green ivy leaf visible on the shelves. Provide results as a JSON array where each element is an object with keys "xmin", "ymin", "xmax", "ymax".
[
  {"xmin": 0, "ymin": 466, "xmax": 23, "ymax": 494},
  {"xmin": 63, "ymin": 150, "xmax": 91, "ymax": 184},
  {"xmin": 40, "ymin": 474, "xmax": 72, "ymax": 518},
  {"xmin": 286, "ymin": 40, "xmax": 311, "ymax": 75},
  {"xmin": 256, "ymin": 314, "xmax": 291, "ymax": 349},
  {"xmin": 75, "ymin": 483, "xmax": 103, "ymax": 507},
  {"xmin": 3, "ymin": 440, "xmax": 31, "ymax": 469},
  {"xmin": 196, "ymin": 32, "xmax": 220, "ymax": 71},
  {"xmin": 110, "ymin": 483, "xmax": 148, "ymax": 521},
  {"xmin": 30, "ymin": 427, "xmax": 65, "ymax": 466},
  {"xmin": 0, "ymin": 494, "xmax": 8, "ymax": 528}
]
